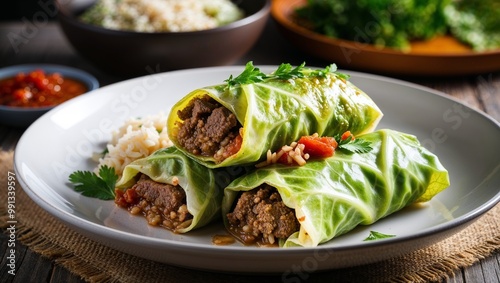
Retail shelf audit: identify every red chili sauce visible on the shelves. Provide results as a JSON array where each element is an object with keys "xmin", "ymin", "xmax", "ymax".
[{"xmin": 0, "ymin": 69, "xmax": 88, "ymax": 108}]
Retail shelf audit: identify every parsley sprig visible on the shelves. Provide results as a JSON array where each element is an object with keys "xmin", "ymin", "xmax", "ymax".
[
  {"xmin": 225, "ymin": 61, "xmax": 267, "ymax": 87},
  {"xmin": 68, "ymin": 165, "xmax": 118, "ymax": 200},
  {"xmin": 224, "ymin": 61, "xmax": 346, "ymax": 89},
  {"xmin": 334, "ymin": 132, "xmax": 373, "ymax": 154},
  {"xmin": 274, "ymin": 62, "xmax": 306, "ymax": 80}
]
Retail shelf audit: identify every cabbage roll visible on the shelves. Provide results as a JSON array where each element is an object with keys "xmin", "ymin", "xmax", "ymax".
[
  {"xmin": 167, "ymin": 63, "xmax": 383, "ymax": 168},
  {"xmin": 222, "ymin": 129, "xmax": 450, "ymax": 247},
  {"xmin": 115, "ymin": 147, "xmax": 245, "ymax": 233}
]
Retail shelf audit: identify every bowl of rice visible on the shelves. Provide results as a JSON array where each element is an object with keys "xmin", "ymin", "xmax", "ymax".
[{"xmin": 56, "ymin": 0, "xmax": 270, "ymax": 77}]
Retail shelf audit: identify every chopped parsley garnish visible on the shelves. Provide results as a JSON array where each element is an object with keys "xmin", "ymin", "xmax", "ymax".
[
  {"xmin": 364, "ymin": 231, "xmax": 396, "ymax": 241},
  {"xmin": 224, "ymin": 61, "xmax": 348, "ymax": 89},
  {"xmin": 68, "ymin": 165, "xmax": 118, "ymax": 200}
]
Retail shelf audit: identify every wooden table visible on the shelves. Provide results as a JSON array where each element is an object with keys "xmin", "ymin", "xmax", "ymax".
[{"xmin": 0, "ymin": 19, "xmax": 499, "ymax": 283}]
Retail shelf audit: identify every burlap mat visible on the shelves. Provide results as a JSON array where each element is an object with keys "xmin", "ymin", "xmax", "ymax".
[{"xmin": 1, "ymin": 150, "xmax": 499, "ymax": 283}]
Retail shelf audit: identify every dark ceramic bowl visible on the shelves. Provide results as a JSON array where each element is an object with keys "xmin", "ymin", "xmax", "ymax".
[
  {"xmin": 0, "ymin": 64, "xmax": 99, "ymax": 128},
  {"xmin": 56, "ymin": 0, "xmax": 271, "ymax": 77}
]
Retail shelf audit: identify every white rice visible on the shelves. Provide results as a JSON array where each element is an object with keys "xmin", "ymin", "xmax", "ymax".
[
  {"xmin": 95, "ymin": 112, "xmax": 173, "ymax": 175},
  {"xmin": 255, "ymin": 138, "xmax": 312, "ymax": 168},
  {"xmin": 82, "ymin": 0, "xmax": 245, "ymax": 32}
]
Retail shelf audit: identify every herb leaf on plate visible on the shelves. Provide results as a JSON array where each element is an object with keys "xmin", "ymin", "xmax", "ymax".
[{"xmin": 69, "ymin": 165, "xmax": 118, "ymax": 200}]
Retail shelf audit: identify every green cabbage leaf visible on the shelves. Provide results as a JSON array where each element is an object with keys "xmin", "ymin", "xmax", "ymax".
[
  {"xmin": 116, "ymin": 147, "xmax": 245, "ymax": 233},
  {"xmin": 168, "ymin": 65, "xmax": 383, "ymax": 168},
  {"xmin": 222, "ymin": 129, "xmax": 450, "ymax": 247}
]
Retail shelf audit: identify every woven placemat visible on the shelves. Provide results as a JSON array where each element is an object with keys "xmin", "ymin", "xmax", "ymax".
[{"xmin": 1, "ymin": 150, "xmax": 499, "ymax": 283}]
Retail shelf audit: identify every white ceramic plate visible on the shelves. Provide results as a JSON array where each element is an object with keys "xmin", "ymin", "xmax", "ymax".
[{"xmin": 14, "ymin": 66, "xmax": 500, "ymax": 273}]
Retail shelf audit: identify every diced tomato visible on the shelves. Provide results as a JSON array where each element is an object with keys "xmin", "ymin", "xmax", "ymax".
[
  {"xmin": 341, "ymin": 130, "xmax": 354, "ymax": 141},
  {"xmin": 114, "ymin": 188, "xmax": 139, "ymax": 207},
  {"xmin": 114, "ymin": 189, "xmax": 127, "ymax": 207},
  {"xmin": 298, "ymin": 135, "xmax": 338, "ymax": 158},
  {"xmin": 277, "ymin": 151, "xmax": 291, "ymax": 165},
  {"xmin": 123, "ymin": 188, "xmax": 138, "ymax": 204},
  {"xmin": 224, "ymin": 134, "xmax": 242, "ymax": 158}
]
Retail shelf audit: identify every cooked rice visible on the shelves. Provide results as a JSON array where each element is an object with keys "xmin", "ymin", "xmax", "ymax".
[
  {"xmin": 80, "ymin": 0, "xmax": 245, "ymax": 32},
  {"xmin": 95, "ymin": 112, "xmax": 173, "ymax": 175},
  {"xmin": 256, "ymin": 137, "xmax": 313, "ymax": 168}
]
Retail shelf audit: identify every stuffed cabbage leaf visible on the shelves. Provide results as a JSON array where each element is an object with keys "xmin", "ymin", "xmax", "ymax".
[
  {"xmin": 167, "ymin": 63, "xmax": 383, "ymax": 168},
  {"xmin": 115, "ymin": 147, "xmax": 245, "ymax": 233},
  {"xmin": 222, "ymin": 129, "xmax": 450, "ymax": 247}
]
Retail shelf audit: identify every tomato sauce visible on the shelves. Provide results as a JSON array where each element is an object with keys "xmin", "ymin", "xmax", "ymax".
[
  {"xmin": 0, "ymin": 69, "xmax": 88, "ymax": 108},
  {"xmin": 224, "ymin": 134, "xmax": 243, "ymax": 158}
]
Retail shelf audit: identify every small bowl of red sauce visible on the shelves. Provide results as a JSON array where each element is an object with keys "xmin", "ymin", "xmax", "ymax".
[{"xmin": 0, "ymin": 64, "xmax": 99, "ymax": 127}]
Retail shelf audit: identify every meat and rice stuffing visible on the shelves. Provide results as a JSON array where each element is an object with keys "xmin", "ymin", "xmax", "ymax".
[
  {"xmin": 115, "ymin": 174, "xmax": 193, "ymax": 232},
  {"xmin": 226, "ymin": 185, "xmax": 300, "ymax": 246},
  {"xmin": 176, "ymin": 95, "xmax": 243, "ymax": 163}
]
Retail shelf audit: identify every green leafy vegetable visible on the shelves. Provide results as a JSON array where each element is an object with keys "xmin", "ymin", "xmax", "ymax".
[
  {"xmin": 295, "ymin": 0, "xmax": 450, "ymax": 51},
  {"xmin": 335, "ymin": 133, "xmax": 373, "ymax": 154},
  {"xmin": 444, "ymin": 0, "xmax": 500, "ymax": 51},
  {"xmin": 364, "ymin": 231, "xmax": 396, "ymax": 241},
  {"xmin": 222, "ymin": 129, "xmax": 450, "ymax": 247},
  {"xmin": 224, "ymin": 62, "xmax": 347, "ymax": 89},
  {"xmin": 274, "ymin": 62, "xmax": 306, "ymax": 80},
  {"xmin": 295, "ymin": 0, "xmax": 500, "ymax": 51},
  {"xmin": 339, "ymin": 138, "xmax": 373, "ymax": 153},
  {"xmin": 225, "ymin": 61, "xmax": 267, "ymax": 88},
  {"xmin": 168, "ymin": 62, "xmax": 382, "ymax": 168},
  {"xmin": 69, "ymin": 165, "xmax": 118, "ymax": 200},
  {"xmin": 309, "ymin": 63, "xmax": 342, "ymax": 78},
  {"xmin": 116, "ymin": 147, "xmax": 245, "ymax": 233}
]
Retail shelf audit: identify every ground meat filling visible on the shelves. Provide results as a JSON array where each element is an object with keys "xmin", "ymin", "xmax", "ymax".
[
  {"xmin": 176, "ymin": 95, "xmax": 242, "ymax": 163},
  {"xmin": 115, "ymin": 174, "xmax": 193, "ymax": 232},
  {"xmin": 226, "ymin": 185, "xmax": 300, "ymax": 246}
]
